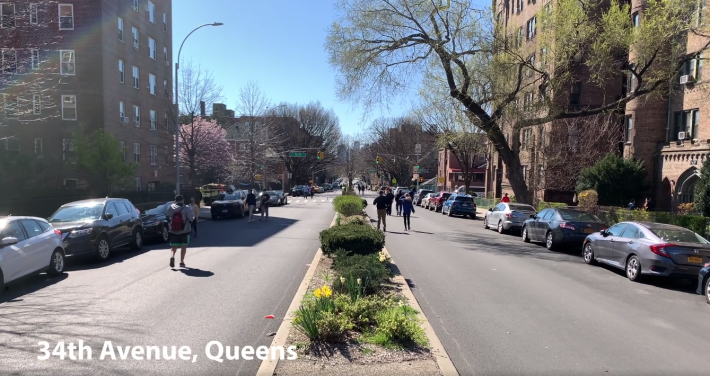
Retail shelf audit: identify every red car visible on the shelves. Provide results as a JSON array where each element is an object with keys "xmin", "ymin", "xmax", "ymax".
[{"xmin": 426, "ymin": 192, "xmax": 452, "ymax": 212}]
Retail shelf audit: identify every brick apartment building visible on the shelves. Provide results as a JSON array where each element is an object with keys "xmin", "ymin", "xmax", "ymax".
[
  {"xmin": 437, "ymin": 148, "xmax": 487, "ymax": 194},
  {"xmin": 0, "ymin": 0, "xmax": 174, "ymax": 191}
]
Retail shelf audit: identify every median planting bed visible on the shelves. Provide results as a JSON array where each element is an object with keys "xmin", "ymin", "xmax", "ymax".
[{"xmin": 273, "ymin": 195, "xmax": 440, "ymax": 375}]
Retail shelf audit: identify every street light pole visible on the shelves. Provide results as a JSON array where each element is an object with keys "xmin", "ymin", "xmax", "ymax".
[{"xmin": 174, "ymin": 22, "xmax": 223, "ymax": 195}]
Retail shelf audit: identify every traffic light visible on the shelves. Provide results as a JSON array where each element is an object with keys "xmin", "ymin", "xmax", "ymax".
[
  {"xmin": 317, "ymin": 151, "xmax": 324, "ymax": 160},
  {"xmin": 416, "ymin": 165, "xmax": 420, "ymax": 170},
  {"xmin": 376, "ymin": 156, "xmax": 382, "ymax": 164},
  {"xmin": 419, "ymin": 177, "xmax": 424, "ymax": 183}
]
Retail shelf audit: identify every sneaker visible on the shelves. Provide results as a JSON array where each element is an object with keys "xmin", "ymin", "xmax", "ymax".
[
  {"xmin": 169, "ymin": 258, "xmax": 175, "ymax": 268},
  {"xmin": 179, "ymin": 262, "xmax": 186, "ymax": 268}
]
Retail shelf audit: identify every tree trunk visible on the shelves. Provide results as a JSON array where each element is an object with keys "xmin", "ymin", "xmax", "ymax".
[{"xmin": 497, "ymin": 147, "xmax": 532, "ymax": 204}]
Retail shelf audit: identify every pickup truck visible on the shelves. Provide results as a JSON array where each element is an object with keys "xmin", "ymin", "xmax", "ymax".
[{"xmin": 426, "ymin": 192, "xmax": 452, "ymax": 212}]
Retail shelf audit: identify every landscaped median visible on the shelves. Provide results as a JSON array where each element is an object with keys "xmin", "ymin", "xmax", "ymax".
[{"xmin": 258, "ymin": 195, "xmax": 457, "ymax": 376}]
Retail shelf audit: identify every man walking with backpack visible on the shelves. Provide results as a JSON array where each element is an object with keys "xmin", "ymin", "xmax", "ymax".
[
  {"xmin": 167, "ymin": 195, "xmax": 195, "ymax": 268},
  {"xmin": 259, "ymin": 191, "xmax": 271, "ymax": 221}
]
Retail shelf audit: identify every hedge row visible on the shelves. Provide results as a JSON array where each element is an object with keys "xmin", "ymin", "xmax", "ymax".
[
  {"xmin": 596, "ymin": 207, "xmax": 709, "ymax": 236},
  {"xmin": 332, "ymin": 195, "xmax": 365, "ymax": 216},
  {"xmin": 320, "ymin": 223, "xmax": 385, "ymax": 256}
]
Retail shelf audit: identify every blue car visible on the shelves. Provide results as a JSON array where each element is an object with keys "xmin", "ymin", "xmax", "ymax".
[
  {"xmin": 697, "ymin": 264, "xmax": 710, "ymax": 305},
  {"xmin": 441, "ymin": 194, "xmax": 477, "ymax": 219}
]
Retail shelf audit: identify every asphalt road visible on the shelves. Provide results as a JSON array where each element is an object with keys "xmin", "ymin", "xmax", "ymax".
[
  {"xmin": 0, "ymin": 193, "xmax": 338, "ymax": 376},
  {"xmin": 364, "ymin": 192, "xmax": 710, "ymax": 376}
]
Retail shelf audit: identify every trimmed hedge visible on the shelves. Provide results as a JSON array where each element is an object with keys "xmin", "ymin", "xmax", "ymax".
[
  {"xmin": 320, "ymin": 224, "xmax": 385, "ymax": 256},
  {"xmin": 538, "ymin": 201, "xmax": 568, "ymax": 211},
  {"xmin": 332, "ymin": 250, "xmax": 393, "ymax": 294},
  {"xmin": 333, "ymin": 195, "xmax": 364, "ymax": 216},
  {"xmin": 596, "ymin": 207, "xmax": 709, "ymax": 236}
]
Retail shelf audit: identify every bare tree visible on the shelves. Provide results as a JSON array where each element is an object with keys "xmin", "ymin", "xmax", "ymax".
[
  {"xmin": 337, "ymin": 135, "xmax": 367, "ymax": 188},
  {"xmin": 178, "ymin": 59, "xmax": 224, "ymax": 120}
]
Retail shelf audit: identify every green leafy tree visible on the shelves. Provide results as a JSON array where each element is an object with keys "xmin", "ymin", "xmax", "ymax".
[
  {"xmin": 73, "ymin": 128, "xmax": 138, "ymax": 196},
  {"xmin": 693, "ymin": 160, "xmax": 710, "ymax": 217},
  {"xmin": 576, "ymin": 154, "xmax": 646, "ymax": 206}
]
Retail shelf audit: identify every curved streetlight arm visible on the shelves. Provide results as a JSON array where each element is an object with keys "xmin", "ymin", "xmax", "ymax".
[{"xmin": 177, "ymin": 23, "xmax": 220, "ymax": 69}]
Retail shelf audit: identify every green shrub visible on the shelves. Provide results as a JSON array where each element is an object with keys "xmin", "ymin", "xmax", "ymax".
[
  {"xmin": 596, "ymin": 207, "xmax": 709, "ymax": 236},
  {"xmin": 293, "ymin": 303, "xmax": 320, "ymax": 340},
  {"xmin": 332, "ymin": 251, "xmax": 393, "ymax": 293},
  {"xmin": 335, "ymin": 294, "xmax": 395, "ymax": 330},
  {"xmin": 341, "ymin": 215, "xmax": 368, "ymax": 226},
  {"xmin": 538, "ymin": 201, "xmax": 567, "ymax": 211},
  {"xmin": 577, "ymin": 190, "xmax": 598, "ymax": 211},
  {"xmin": 320, "ymin": 224, "xmax": 385, "ymax": 256},
  {"xmin": 367, "ymin": 305, "xmax": 427, "ymax": 348},
  {"xmin": 695, "ymin": 157, "xmax": 710, "ymax": 216},
  {"xmin": 362, "ymin": 198, "xmax": 368, "ymax": 208},
  {"xmin": 316, "ymin": 311, "xmax": 353, "ymax": 341},
  {"xmin": 576, "ymin": 153, "xmax": 647, "ymax": 206},
  {"xmin": 333, "ymin": 195, "xmax": 364, "ymax": 216}
]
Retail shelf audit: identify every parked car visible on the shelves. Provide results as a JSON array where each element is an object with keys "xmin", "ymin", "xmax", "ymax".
[
  {"xmin": 696, "ymin": 264, "xmax": 710, "ymax": 304},
  {"xmin": 420, "ymin": 193, "xmax": 435, "ymax": 209},
  {"xmin": 140, "ymin": 201, "xmax": 173, "ymax": 243},
  {"xmin": 49, "ymin": 198, "xmax": 144, "ymax": 261},
  {"xmin": 0, "ymin": 216, "xmax": 66, "ymax": 292},
  {"xmin": 291, "ymin": 185, "xmax": 308, "ymax": 197},
  {"xmin": 261, "ymin": 190, "xmax": 288, "ymax": 206},
  {"xmin": 484, "ymin": 203, "xmax": 538, "ymax": 234},
  {"xmin": 210, "ymin": 192, "xmax": 247, "ymax": 219},
  {"xmin": 427, "ymin": 192, "xmax": 452, "ymax": 212},
  {"xmin": 522, "ymin": 208, "xmax": 605, "ymax": 251},
  {"xmin": 584, "ymin": 222, "xmax": 710, "ymax": 282},
  {"xmin": 441, "ymin": 194, "xmax": 477, "ymax": 218},
  {"xmin": 413, "ymin": 189, "xmax": 433, "ymax": 206}
]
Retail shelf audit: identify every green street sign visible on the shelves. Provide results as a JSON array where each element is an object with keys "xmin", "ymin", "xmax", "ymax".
[{"xmin": 289, "ymin": 152, "xmax": 307, "ymax": 157}]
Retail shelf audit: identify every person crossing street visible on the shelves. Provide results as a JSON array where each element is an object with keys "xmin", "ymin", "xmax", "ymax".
[
  {"xmin": 401, "ymin": 193, "xmax": 415, "ymax": 231},
  {"xmin": 385, "ymin": 188, "xmax": 395, "ymax": 216},
  {"xmin": 395, "ymin": 189, "xmax": 403, "ymax": 216},
  {"xmin": 166, "ymin": 195, "xmax": 195, "ymax": 268},
  {"xmin": 373, "ymin": 190, "xmax": 388, "ymax": 232},
  {"xmin": 246, "ymin": 189, "xmax": 257, "ymax": 222},
  {"xmin": 259, "ymin": 191, "xmax": 271, "ymax": 221}
]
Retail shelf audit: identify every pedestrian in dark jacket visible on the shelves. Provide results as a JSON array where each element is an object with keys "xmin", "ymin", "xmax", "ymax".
[
  {"xmin": 395, "ymin": 191, "xmax": 403, "ymax": 216},
  {"xmin": 373, "ymin": 191, "xmax": 388, "ymax": 231},
  {"xmin": 401, "ymin": 194, "xmax": 415, "ymax": 231},
  {"xmin": 385, "ymin": 189, "xmax": 395, "ymax": 216}
]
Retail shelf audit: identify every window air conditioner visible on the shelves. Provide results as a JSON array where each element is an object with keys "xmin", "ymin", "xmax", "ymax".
[
  {"xmin": 120, "ymin": 116, "xmax": 128, "ymax": 123},
  {"xmin": 678, "ymin": 131, "xmax": 687, "ymax": 140},
  {"xmin": 680, "ymin": 75, "xmax": 693, "ymax": 85},
  {"xmin": 133, "ymin": 41, "xmax": 139, "ymax": 50},
  {"xmin": 134, "ymin": 117, "xmax": 140, "ymax": 125}
]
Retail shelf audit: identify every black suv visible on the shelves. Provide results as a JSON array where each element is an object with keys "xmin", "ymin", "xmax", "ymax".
[{"xmin": 48, "ymin": 198, "xmax": 144, "ymax": 261}]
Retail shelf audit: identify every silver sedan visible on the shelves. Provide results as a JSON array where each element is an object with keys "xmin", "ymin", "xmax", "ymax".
[
  {"xmin": 484, "ymin": 203, "xmax": 537, "ymax": 234},
  {"xmin": 261, "ymin": 190, "xmax": 288, "ymax": 206}
]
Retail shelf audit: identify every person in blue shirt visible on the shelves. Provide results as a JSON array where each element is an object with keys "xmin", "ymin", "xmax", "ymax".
[{"xmin": 401, "ymin": 193, "xmax": 415, "ymax": 231}]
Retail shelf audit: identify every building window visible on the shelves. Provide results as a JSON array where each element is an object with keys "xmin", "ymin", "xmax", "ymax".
[
  {"xmin": 150, "ymin": 109, "xmax": 157, "ymax": 130},
  {"xmin": 118, "ymin": 59, "xmax": 124, "ymax": 83},
  {"xmin": 118, "ymin": 17, "xmax": 123, "ymax": 41},
  {"xmin": 527, "ymin": 54, "xmax": 535, "ymax": 77},
  {"xmin": 164, "ymin": 79, "xmax": 169, "ymax": 97},
  {"xmin": 119, "ymin": 101, "xmax": 125, "ymax": 122},
  {"xmin": 29, "ymin": 3, "xmax": 38, "ymax": 25},
  {"xmin": 62, "ymin": 139, "xmax": 74, "ymax": 161},
  {"xmin": 698, "ymin": 0, "xmax": 706, "ymax": 26},
  {"xmin": 64, "ymin": 179, "xmax": 78, "ymax": 188},
  {"xmin": 133, "ymin": 105, "xmax": 140, "ymax": 127},
  {"xmin": 632, "ymin": 12, "xmax": 639, "ymax": 27},
  {"xmin": 132, "ymin": 66, "xmax": 139, "ymax": 88},
  {"xmin": 32, "ymin": 94, "xmax": 40, "ymax": 114},
  {"xmin": 149, "ymin": 73, "xmax": 156, "ymax": 95},
  {"xmin": 150, "ymin": 145, "xmax": 157, "ymax": 165},
  {"xmin": 522, "ymin": 165, "xmax": 528, "ymax": 183},
  {"xmin": 164, "ymin": 113, "xmax": 169, "ymax": 131},
  {"xmin": 539, "ymin": 125, "xmax": 546, "ymax": 147},
  {"xmin": 59, "ymin": 50, "xmax": 75, "ymax": 75},
  {"xmin": 674, "ymin": 109, "xmax": 700, "ymax": 140},
  {"xmin": 134, "ymin": 177, "xmax": 141, "ymax": 191},
  {"xmin": 522, "ymin": 128, "xmax": 533, "ymax": 149},
  {"xmin": 627, "ymin": 64, "xmax": 636, "ymax": 94},
  {"xmin": 120, "ymin": 141, "xmax": 126, "ymax": 162},
  {"xmin": 516, "ymin": 27, "xmax": 523, "ymax": 48},
  {"xmin": 526, "ymin": 17, "xmax": 536, "ymax": 40},
  {"xmin": 517, "ymin": 0, "xmax": 524, "ymax": 12},
  {"xmin": 2, "ymin": 49, "xmax": 17, "ymax": 74},
  {"xmin": 523, "ymin": 92, "xmax": 534, "ymax": 111},
  {"xmin": 31, "ymin": 49, "xmax": 39, "ymax": 69},
  {"xmin": 682, "ymin": 54, "xmax": 703, "ymax": 81},
  {"xmin": 148, "ymin": 1, "xmax": 155, "ymax": 23},
  {"xmin": 132, "ymin": 0, "xmax": 139, "ymax": 11},
  {"xmin": 34, "ymin": 138, "xmax": 42, "ymax": 157},
  {"xmin": 163, "ymin": 13, "xmax": 167, "ymax": 32},
  {"xmin": 163, "ymin": 46, "xmax": 168, "ymax": 65},
  {"xmin": 58, "ymin": 4, "xmax": 74, "ymax": 30},
  {"xmin": 625, "ymin": 115, "xmax": 633, "ymax": 142},
  {"xmin": 149, "ymin": 37, "xmax": 156, "ymax": 59},
  {"xmin": 61, "ymin": 95, "xmax": 76, "ymax": 120},
  {"xmin": 134, "ymin": 143, "xmax": 140, "ymax": 163},
  {"xmin": 1, "ymin": 3, "xmax": 15, "ymax": 28},
  {"xmin": 132, "ymin": 26, "xmax": 139, "ymax": 50},
  {"xmin": 570, "ymin": 82, "xmax": 581, "ymax": 105},
  {"xmin": 2, "ymin": 94, "xmax": 18, "ymax": 118}
]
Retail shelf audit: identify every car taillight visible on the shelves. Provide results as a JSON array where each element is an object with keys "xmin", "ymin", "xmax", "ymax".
[
  {"xmin": 505, "ymin": 213, "xmax": 512, "ymax": 218},
  {"xmin": 452, "ymin": 202, "xmax": 457, "ymax": 206},
  {"xmin": 559, "ymin": 222, "xmax": 576, "ymax": 231},
  {"xmin": 649, "ymin": 243, "xmax": 673, "ymax": 258},
  {"xmin": 54, "ymin": 229, "xmax": 62, "ymax": 236},
  {"xmin": 136, "ymin": 209, "xmax": 141, "ymax": 215}
]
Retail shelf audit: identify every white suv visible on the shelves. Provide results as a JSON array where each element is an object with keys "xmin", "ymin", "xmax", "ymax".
[{"xmin": 0, "ymin": 216, "xmax": 66, "ymax": 292}]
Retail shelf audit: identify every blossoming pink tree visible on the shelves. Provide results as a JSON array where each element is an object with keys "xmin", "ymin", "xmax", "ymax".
[{"xmin": 178, "ymin": 116, "xmax": 232, "ymax": 184}]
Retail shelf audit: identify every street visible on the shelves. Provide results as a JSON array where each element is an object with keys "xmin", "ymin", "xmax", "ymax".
[
  {"xmin": 364, "ymin": 192, "xmax": 710, "ymax": 376},
  {"xmin": 0, "ymin": 193, "xmax": 339, "ymax": 376}
]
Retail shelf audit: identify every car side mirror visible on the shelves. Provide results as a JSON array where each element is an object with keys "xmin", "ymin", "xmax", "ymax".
[
  {"xmin": 600, "ymin": 229, "xmax": 607, "ymax": 236},
  {"xmin": 105, "ymin": 213, "xmax": 114, "ymax": 220},
  {"xmin": 530, "ymin": 215, "xmax": 536, "ymax": 219},
  {"xmin": 1, "ymin": 237, "xmax": 19, "ymax": 247},
  {"xmin": 489, "ymin": 207, "xmax": 493, "ymax": 211}
]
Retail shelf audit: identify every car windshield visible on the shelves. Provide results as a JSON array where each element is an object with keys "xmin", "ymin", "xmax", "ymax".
[
  {"xmin": 649, "ymin": 227, "xmax": 710, "ymax": 244},
  {"xmin": 263, "ymin": 191, "xmax": 276, "ymax": 195},
  {"xmin": 442, "ymin": 193, "xmax": 452, "ymax": 199},
  {"xmin": 145, "ymin": 202, "xmax": 170, "ymax": 215},
  {"xmin": 221, "ymin": 194, "xmax": 240, "ymax": 201},
  {"xmin": 49, "ymin": 204, "xmax": 104, "ymax": 223},
  {"xmin": 558, "ymin": 209, "xmax": 600, "ymax": 222},
  {"xmin": 509, "ymin": 204, "xmax": 536, "ymax": 212},
  {"xmin": 454, "ymin": 196, "xmax": 473, "ymax": 202}
]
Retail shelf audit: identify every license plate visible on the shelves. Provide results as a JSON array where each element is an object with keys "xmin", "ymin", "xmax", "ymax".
[
  {"xmin": 222, "ymin": 210, "xmax": 228, "ymax": 213},
  {"xmin": 584, "ymin": 228, "xmax": 593, "ymax": 234},
  {"xmin": 462, "ymin": 204, "xmax": 470, "ymax": 207},
  {"xmin": 688, "ymin": 256, "xmax": 703, "ymax": 263}
]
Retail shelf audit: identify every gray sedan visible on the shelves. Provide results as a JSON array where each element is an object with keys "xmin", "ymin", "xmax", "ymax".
[
  {"xmin": 261, "ymin": 190, "xmax": 288, "ymax": 206},
  {"xmin": 583, "ymin": 222, "xmax": 710, "ymax": 281},
  {"xmin": 484, "ymin": 203, "xmax": 537, "ymax": 234}
]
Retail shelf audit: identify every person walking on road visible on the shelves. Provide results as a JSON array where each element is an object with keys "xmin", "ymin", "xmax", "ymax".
[
  {"xmin": 246, "ymin": 189, "xmax": 257, "ymax": 222},
  {"xmin": 385, "ymin": 188, "xmax": 395, "ymax": 216},
  {"xmin": 401, "ymin": 193, "xmax": 415, "ymax": 231},
  {"xmin": 259, "ymin": 191, "xmax": 271, "ymax": 221},
  {"xmin": 501, "ymin": 193, "xmax": 511, "ymax": 203},
  {"xmin": 166, "ymin": 195, "xmax": 195, "ymax": 268},
  {"xmin": 395, "ymin": 190, "xmax": 403, "ymax": 216},
  {"xmin": 310, "ymin": 186, "xmax": 315, "ymax": 199},
  {"xmin": 374, "ymin": 191, "xmax": 388, "ymax": 232},
  {"xmin": 190, "ymin": 197, "xmax": 199, "ymax": 238}
]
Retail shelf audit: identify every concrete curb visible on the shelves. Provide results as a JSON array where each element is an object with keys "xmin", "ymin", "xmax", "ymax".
[{"xmin": 255, "ymin": 213, "xmax": 339, "ymax": 376}]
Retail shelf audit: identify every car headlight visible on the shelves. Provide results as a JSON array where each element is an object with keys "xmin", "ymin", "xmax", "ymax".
[{"xmin": 69, "ymin": 228, "xmax": 93, "ymax": 237}]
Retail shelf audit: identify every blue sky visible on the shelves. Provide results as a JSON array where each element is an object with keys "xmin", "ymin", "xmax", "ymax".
[{"xmin": 172, "ymin": 0, "xmax": 415, "ymax": 135}]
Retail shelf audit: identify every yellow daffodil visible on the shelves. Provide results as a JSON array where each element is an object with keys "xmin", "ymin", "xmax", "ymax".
[
  {"xmin": 398, "ymin": 301, "xmax": 404, "ymax": 307},
  {"xmin": 322, "ymin": 285, "xmax": 332, "ymax": 298},
  {"xmin": 314, "ymin": 288, "xmax": 322, "ymax": 298},
  {"xmin": 356, "ymin": 278, "xmax": 362, "ymax": 285},
  {"xmin": 340, "ymin": 277, "xmax": 346, "ymax": 284},
  {"xmin": 379, "ymin": 253, "xmax": 386, "ymax": 262}
]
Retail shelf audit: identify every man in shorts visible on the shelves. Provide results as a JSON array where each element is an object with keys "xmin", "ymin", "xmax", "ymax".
[{"xmin": 166, "ymin": 195, "xmax": 195, "ymax": 268}]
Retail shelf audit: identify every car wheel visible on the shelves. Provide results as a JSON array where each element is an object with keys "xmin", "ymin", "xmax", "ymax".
[
  {"xmin": 705, "ymin": 277, "xmax": 710, "ymax": 305},
  {"xmin": 522, "ymin": 226, "xmax": 530, "ymax": 243},
  {"xmin": 498, "ymin": 221, "xmax": 506, "ymax": 234},
  {"xmin": 583, "ymin": 243, "xmax": 597, "ymax": 265},
  {"xmin": 626, "ymin": 255, "xmax": 642, "ymax": 282},
  {"xmin": 545, "ymin": 231, "xmax": 556, "ymax": 251},
  {"xmin": 95, "ymin": 235, "xmax": 111, "ymax": 261},
  {"xmin": 161, "ymin": 225, "xmax": 169, "ymax": 243},
  {"xmin": 484, "ymin": 217, "xmax": 489, "ymax": 229},
  {"xmin": 130, "ymin": 228, "xmax": 143, "ymax": 251},
  {"xmin": 0, "ymin": 269, "xmax": 4, "ymax": 294},
  {"xmin": 48, "ymin": 249, "xmax": 65, "ymax": 275},
  {"xmin": 447, "ymin": 208, "xmax": 453, "ymax": 217}
]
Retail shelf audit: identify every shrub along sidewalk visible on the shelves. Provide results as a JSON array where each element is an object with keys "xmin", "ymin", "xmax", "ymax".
[{"xmin": 272, "ymin": 195, "xmax": 443, "ymax": 376}]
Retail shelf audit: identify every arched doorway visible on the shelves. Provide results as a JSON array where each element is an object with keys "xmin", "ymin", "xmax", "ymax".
[{"xmin": 676, "ymin": 168, "xmax": 700, "ymax": 204}]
